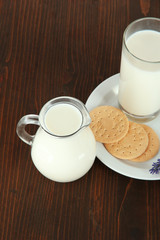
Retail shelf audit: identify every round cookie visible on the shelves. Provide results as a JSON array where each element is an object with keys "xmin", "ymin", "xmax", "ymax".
[
  {"xmin": 131, "ymin": 124, "xmax": 159, "ymax": 162},
  {"xmin": 104, "ymin": 121, "xmax": 149, "ymax": 160},
  {"xmin": 89, "ymin": 106, "xmax": 129, "ymax": 143}
]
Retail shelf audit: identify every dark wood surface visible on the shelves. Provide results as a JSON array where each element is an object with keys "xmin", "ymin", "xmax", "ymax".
[{"xmin": 0, "ymin": 0, "xmax": 160, "ymax": 239}]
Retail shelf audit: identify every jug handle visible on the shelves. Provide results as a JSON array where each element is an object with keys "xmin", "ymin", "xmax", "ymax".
[{"xmin": 16, "ymin": 114, "xmax": 40, "ymax": 146}]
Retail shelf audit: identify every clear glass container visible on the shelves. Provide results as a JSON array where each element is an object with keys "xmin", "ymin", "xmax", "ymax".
[{"xmin": 16, "ymin": 96, "xmax": 96, "ymax": 182}]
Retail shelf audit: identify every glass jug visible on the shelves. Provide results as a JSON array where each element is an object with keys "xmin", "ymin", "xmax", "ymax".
[{"xmin": 16, "ymin": 96, "xmax": 96, "ymax": 182}]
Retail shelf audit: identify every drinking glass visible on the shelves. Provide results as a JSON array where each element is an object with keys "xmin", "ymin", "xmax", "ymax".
[{"xmin": 118, "ymin": 17, "xmax": 160, "ymax": 121}]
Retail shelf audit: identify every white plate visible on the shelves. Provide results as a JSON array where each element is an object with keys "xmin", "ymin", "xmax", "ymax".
[{"xmin": 86, "ymin": 73, "xmax": 160, "ymax": 180}]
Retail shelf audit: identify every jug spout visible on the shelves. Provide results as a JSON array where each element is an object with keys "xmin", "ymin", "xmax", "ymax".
[{"xmin": 80, "ymin": 104, "xmax": 91, "ymax": 129}]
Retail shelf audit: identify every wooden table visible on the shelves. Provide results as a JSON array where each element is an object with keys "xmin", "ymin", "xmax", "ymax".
[{"xmin": 1, "ymin": 0, "xmax": 160, "ymax": 239}]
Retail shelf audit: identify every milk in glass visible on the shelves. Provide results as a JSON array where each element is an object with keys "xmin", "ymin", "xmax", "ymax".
[{"xmin": 119, "ymin": 30, "xmax": 160, "ymax": 116}]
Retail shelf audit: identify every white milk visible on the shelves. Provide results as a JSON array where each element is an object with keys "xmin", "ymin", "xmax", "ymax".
[
  {"xmin": 44, "ymin": 103, "xmax": 82, "ymax": 136},
  {"xmin": 119, "ymin": 30, "xmax": 160, "ymax": 116},
  {"xmin": 31, "ymin": 103, "xmax": 96, "ymax": 182}
]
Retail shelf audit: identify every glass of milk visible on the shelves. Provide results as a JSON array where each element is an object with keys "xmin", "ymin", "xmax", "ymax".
[
  {"xmin": 16, "ymin": 96, "xmax": 96, "ymax": 182},
  {"xmin": 118, "ymin": 17, "xmax": 160, "ymax": 121}
]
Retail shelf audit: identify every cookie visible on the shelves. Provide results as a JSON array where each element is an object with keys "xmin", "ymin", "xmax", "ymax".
[
  {"xmin": 131, "ymin": 124, "xmax": 159, "ymax": 162},
  {"xmin": 104, "ymin": 121, "xmax": 149, "ymax": 159},
  {"xmin": 89, "ymin": 106, "xmax": 129, "ymax": 143}
]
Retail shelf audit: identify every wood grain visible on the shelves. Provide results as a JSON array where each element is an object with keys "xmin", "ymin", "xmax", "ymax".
[{"xmin": 0, "ymin": 0, "xmax": 160, "ymax": 239}]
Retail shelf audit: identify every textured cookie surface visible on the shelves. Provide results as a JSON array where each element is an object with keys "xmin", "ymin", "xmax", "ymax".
[
  {"xmin": 131, "ymin": 124, "xmax": 159, "ymax": 162},
  {"xmin": 89, "ymin": 106, "xmax": 129, "ymax": 143},
  {"xmin": 104, "ymin": 122, "xmax": 149, "ymax": 159}
]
